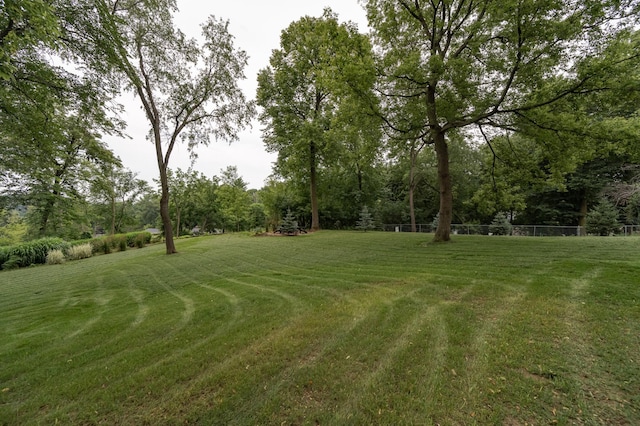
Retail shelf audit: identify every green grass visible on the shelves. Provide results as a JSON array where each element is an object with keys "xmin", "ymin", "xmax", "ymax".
[{"xmin": 1, "ymin": 232, "xmax": 639, "ymax": 425}]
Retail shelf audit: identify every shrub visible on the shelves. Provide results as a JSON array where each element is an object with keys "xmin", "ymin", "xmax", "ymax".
[
  {"xmin": 133, "ymin": 233, "xmax": 147, "ymax": 248},
  {"xmin": 278, "ymin": 209, "xmax": 299, "ymax": 235},
  {"xmin": 46, "ymin": 249, "xmax": 65, "ymax": 265},
  {"xmin": 126, "ymin": 232, "xmax": 138, "ymax": 248},
  {"xmin": 117, "ymin": 235, "xmax": 127, "ymax": 252},
  {"xmin": 0, "ymin": 246, "xmax": 9, "ymax": 270},
  {"xmin": 67, "ymin": 243, "xmax": 93, "ymax": 261},
  {"xmin": 587, "ymin": 200, "xmax": 620, "ymax": 236},
  {"xmin": 85, "ymin": 232, "xmax": 151, "ymax": 257},
  {"xmin": 103, "ymin": 235, "xmax": 127, "ymax": 252},
  {"xmin": 0, "ymin": 238, "xmax": 69, "ymax": 269},
  {"xmin": 2, "ymin": 255, "xmax": 22, "ymax": 270},
  {"xmin": 91, "ymin": 237, "xmax": 111, "ymax": 255},
  {"xmin": 126, "ymin": 231, "xmax": 151, "ymax": 248},
  {"xmin": 356, "ymin": 206, "xmax": 376, "ymax": 232},
  {"xmin": 489, "ymin": 212, "xmax": 513, "ymax": 236},
  {"xmin": 141, "ymin": 231, "xmax": 152, "ymax": 244}
]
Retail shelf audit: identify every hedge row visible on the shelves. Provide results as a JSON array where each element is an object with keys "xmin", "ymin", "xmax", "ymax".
[
  {"xmin": 0, "ymin": 231, "xmax": 153, "ymax": 271},
  {"xmin": 0, "ymin": 238, "xmax": 70, "ymax": 270},
  {"xmin": 90, "ymin": 231, "xmax": 152, "ymax": 255}
]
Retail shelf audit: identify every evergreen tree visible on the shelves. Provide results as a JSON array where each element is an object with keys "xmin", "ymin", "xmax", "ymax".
[
  {"xmin": 586, "ymin": 200, "xmax": 621, "ymax": 236},
  {"xmin": 278, "ymin": 209, "xmax": 299, "ymax": 235},
  {"xmin": 356, "ymin": 206, "xmax": 376, "ymax": 232},
  {"xmin": 489, "ymin": 213, "xmax": 513, "ymax": 236},
  {"xmin": 431, "ymin": 213, "xmax": 440, "ymax": 233}
]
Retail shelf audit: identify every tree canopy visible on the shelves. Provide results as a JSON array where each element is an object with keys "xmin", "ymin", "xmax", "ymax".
[
  {"xmin": 364, "ymin": 0, "xmax": 640, "ymax": 241},
  {"xmin": 64, "ymin": 0, "xmax": 255, "ymax": 253},
  {"xmin": 257, "ymin": 8, "xmax": 379, "ymax": 231}
]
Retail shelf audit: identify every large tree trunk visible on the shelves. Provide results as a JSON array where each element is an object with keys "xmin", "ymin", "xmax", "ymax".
[
  {"xmin": 310, "ymin": 141, "xmax": 320, "ymax": 231},
  {"xmin": 39, "ymin": 196, "xmax": 55, "ymax": 236},
  {"xmin": 151, "ymin": 117, "xmax": 177, "ymax": 253},
  {"xmin": 158, "ymin": 165, "xmax": 177, "ymax": 254},
  {"xmin": 433, "ymin": 131, "xmax": 452, "ymax": 242},
  {"xmin": 409, "ymin": 146, "xmax": 417, "ymax": 233}
]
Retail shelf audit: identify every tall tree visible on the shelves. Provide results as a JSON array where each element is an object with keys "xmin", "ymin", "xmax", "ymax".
[
  {"xmin": 365, "ymin": 0, "xmax": 640, "ymax": 242},
  {"xmin": 257, "ymin": 9, "xmax": 377, "ymax": 231},
  {"xmin": 216, "ymin": 166, "xmax": 250, "ymax": 232},
  {"xmin": 90, "ymin": 166, "xmax": 149, "ymax": 235},
  {"xmin": 1, "ymin": 61, "xmax": 120, "ymax": 238},
  {"xmin": 67, "ymin": 0, "xmax": 255, "ymax": 253},
  {"xmin": 165, "ymin": 168, "xmax": 192, "ymax": 238},
  {"xmin": 183, "ymin": 173, "xmax": 220, "ymax": 233},
  {"xmin": 259, "ymin": 179, "xmax": 304, "ymax": 232}
]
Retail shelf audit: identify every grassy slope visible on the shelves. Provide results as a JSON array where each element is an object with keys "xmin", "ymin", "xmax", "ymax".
[{"xmin": 1, "ymin": 232, "xmax": 639, "ymax": 425}]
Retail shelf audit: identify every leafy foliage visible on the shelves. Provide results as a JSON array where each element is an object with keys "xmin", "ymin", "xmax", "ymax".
[
  {"xmin": 0, "ymin": 237, "xmax": 69, "ymax": 269},
  {"xmin": 1, "ymin": 52, "xmax": 121, "ymax": 239},
  {"xmin": 65, "ymin": 0, "xmax": 255, "ymax": 254},
  {"xmin": 365, "ymin": 0, "xmax": 640, "ymax": 241},
  {"xmin": 216, "ymin": 166, "xmax": 251, "ymax": 232},
  {"xmin": 0, "ymin": 209, "xmax": 27, "ymax": 246},
  {"xmin": 257, "ymin": 9, "xmax": 378, "ymax": 231},
  {"xmin": 0, "ymin": 0, "xmax": 60, "ymax": 79},
  {"xmin": 90, "ymin": 167, "xmax": 150, "ymax": 235}
]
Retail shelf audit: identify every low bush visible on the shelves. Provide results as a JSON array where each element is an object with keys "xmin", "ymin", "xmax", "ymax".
[
  {"xmin": 117, "ymin": 235, "xmax": 127, "ymax": 252},
  {"xmin": 46, "ymin": 249, "xmax": 65, "ymax": 265},
  {"xmin": 67, "ymin": 243, "xmax": 93, "ymax": 261},
  {"xmin": 91, "ymin": 237, "xmax": 111, "ymax": 255},
  {"xmin": 2, "ymin": 255, "xmax": 21, "ymax": 270},
  {"xmin": 0, "ymin": 246, "xmax": 9, "ymax": 269},
  {"xmin": 133, "ymin": 232, "xmax": 147, "ymax": 248},
  {"xmin": 0, "ymin": 238, "xmax": 69, "ymax": 270},
  {"xmin": 125, "ymin": 232, "xmax": 138, "ymax": 248},
  {"xmin": 88, "ymin": 232, "xmax": 152, "ymax": 255}
]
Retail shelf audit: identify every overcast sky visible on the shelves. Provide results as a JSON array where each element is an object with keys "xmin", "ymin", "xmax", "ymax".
[{"xmin": 106, "ymin": 1, "xmax": 369, "ymax": 190}]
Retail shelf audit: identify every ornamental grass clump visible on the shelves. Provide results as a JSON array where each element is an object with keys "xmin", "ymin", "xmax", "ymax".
[
  {"xmin": 45, "ymin": 249, "xmax": 65, "ymax": 265},
  {"xmin": 67, "ymin": 243, "xmax": 93, "ymax": 261}
]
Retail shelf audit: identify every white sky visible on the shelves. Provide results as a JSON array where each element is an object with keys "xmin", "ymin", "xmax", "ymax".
[{"xmin": 106, "ymin": 1, "xmax": 369, "ymax": 190}]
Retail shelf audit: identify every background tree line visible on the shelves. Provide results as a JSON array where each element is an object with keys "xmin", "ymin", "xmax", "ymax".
[{"xmin": 2, "ymin": 1, "xmax": 639, "ymax": 248}]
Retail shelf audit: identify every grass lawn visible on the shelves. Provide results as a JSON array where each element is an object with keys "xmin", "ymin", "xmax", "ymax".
[{"xmin": 1, "ymin": 231, "xmax": 639, "ymax": 425}]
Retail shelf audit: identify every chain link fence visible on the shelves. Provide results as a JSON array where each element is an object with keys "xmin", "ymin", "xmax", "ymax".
[{"xmin": 382, "ymin": 224, "xmax": 640, "ymax": 236}]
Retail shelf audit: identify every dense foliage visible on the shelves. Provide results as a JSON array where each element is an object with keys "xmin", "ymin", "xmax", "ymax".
[{"xmin": 0, "ymin": 237, "xmax": 69, "ymax": 269}]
